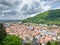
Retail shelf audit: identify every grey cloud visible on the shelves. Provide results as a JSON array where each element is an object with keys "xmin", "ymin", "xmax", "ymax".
[
  {"xmin": 0, "ymin": 0, "xmax": 22, "ymax": 7},
  {"xmin": 20, "ymin": 1, "xmax": 41, "ymax": 15},
  {"xmin": 21, "ymin": 4, "xmax": 28, "ymax": 11},
  {"xmin": 0, "ymin": 0, "xmax": 60, "ymax": 20}
]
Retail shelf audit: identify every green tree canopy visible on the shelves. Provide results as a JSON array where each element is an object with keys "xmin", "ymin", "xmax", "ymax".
[
  {"xmin": 46, "ymin": 41, "xmax": 51, "ymax": 45},
  {"xmin": 2, "ymin": 35, "xmax": 22, "ymax": 45},
  {"xmin": 22, "ymin": 9, "xmax": 60, "ymax": 25},
  {"xmin": 51, "ymin": 41, "xmax": 58, "ymax": 45}
]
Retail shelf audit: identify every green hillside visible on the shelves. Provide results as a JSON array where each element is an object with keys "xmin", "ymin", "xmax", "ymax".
[{"xmin": 22, "ymin": 9, "xmax": 60, "ymax": 25}]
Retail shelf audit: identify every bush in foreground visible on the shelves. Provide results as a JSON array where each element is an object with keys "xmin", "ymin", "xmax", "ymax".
[
  {"xmin": 1, "ymin": 35, "xmax": 22, "ymax": 45},
  {"xmin": 46, "ymin": 41, "xmax": 51, "ymax": 45},
  {"xmin": 51, "ymin": 40, "xmax": 58, "ymax": 45},
  {"xmin": 46, "ymin": 40, "xmax": 60, "ymax": 45}
]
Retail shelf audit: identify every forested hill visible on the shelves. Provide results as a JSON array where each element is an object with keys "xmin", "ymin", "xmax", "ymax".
[{"xmin": 22, "ymin": 9, "xmax": 60, "ymax": 25}]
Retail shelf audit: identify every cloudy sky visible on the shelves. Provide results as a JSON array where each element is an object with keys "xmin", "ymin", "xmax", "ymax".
[{"xmin": 0, "ymin": 0, "xmax": 60, "ymax": 20}]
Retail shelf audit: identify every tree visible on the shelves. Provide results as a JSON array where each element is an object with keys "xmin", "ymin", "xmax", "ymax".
[
  {"xmin": 40, "ymin": 43, "xmax": 42, "ymax": 45},
  {"xmin": 46, "ymin": 41, "xmax": 51, "ymax": 45},
  {"xmin": 51, "ymin": 41, "xmax": 58, "ymax": 45},
  {"xmin": 1, "ymin": 35, "xmax": 22, "ymax": 45},
  {"xmin": 0, "ymin": 23, "xmax": 7, "ymax": 43}
]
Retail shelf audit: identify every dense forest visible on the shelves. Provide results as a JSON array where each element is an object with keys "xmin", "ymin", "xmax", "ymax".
[{"xmin": 22, "ymin": 9, "xmax": 60, "ymax": 25}]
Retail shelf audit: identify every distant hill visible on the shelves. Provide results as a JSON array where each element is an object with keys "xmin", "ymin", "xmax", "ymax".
[
  {"xmin": 22, "ymin": 9, "xmax": 60, "ymax": 25},
  {"xmin": 0, "ymin": 20, "xmax": 22, "ymax": 23}
]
